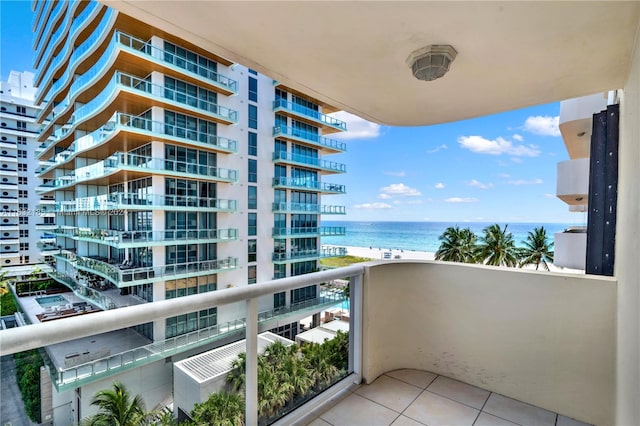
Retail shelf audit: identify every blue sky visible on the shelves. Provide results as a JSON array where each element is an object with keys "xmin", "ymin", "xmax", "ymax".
[{"xmin": 1, "ymin": 1, "xmax": 578, "ymax": 224}]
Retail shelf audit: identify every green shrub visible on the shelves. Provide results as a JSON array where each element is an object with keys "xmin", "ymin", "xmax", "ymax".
[
  {"xmin": 0, "ymin": 290, "xmax": 17, "ymax": 315},
  {"xmin": 14, "ymin": 350, "xmax": 43, "ymax": 423}
]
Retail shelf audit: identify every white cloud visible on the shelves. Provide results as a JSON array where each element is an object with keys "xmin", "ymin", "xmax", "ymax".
[
  {"xmin": 444, "ymin": 197, "xmax": 479, "ymax": 203},
  {"xmin": 377, "ymin": 193, "xmax": 392, "ymax": 200},
  {"xmin": 392, "ymin": 200, "xmax": 401, "ymax": 205},
  {"xmin": 507, "ymin": 178, "xmax": 544, "ymax": 185},
  {"xmin": 406, "ymin": 199, "xmax": 424, "ymax": 205},
  {"xmin": 511, "ymin": 157, "xmax": 523, "ymax": 163},
  {"xmin": 329, "ymin": 111, "xmax": 381, "ymax": 140},
  {"xmin": 435, "ymin": 182, "xmax": 445, "ymax": 189},
  {"xmin": 523, "ymin": 115, "xmax": 560, "ymax": 137},
  {"xmin": 353, "ymin": 202, "xmax": 393, "ymax": 209},
  {"xmin": 380, "ymin": 183, "xmax": 422, "ymax": 197},
  {"xmin": 427, "ymin": 144, "xmax": 448, "ymax": 154},
  {"xmin": 543, "ymin": 193, "xmax": 556, "ymax": 198},
  {"xmin": 512, "ymin": 134, "xmax": 524, "ymax": 141},
  {"xmin": 468, "ymin": 179, "xmax": 494, "ymax": 189},
  {"xmin": 458, "ymin": 136, "xmax": 540, "ymax": 157},
  {"xmin": 384, "ymin": 171, "xmax": 406, "ymax": 177},
  {"xmin": 498, "ymin": 173, "xmax": 511, "ymax": 178}
]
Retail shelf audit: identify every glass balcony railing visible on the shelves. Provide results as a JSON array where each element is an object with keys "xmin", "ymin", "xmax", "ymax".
[
  {"xmin": 272, "ymin": 151, "xmax": 346, "ymax": 173},
  {"xmin": 272, "ymin": 177, "xmax": 347, "ymax": 193},
  {"xmin": 33, "ymin": 0, "xmax": 71, "ymax": 70},
  {"xmin": 42, "ymin": 70, "xmax": 238, "ymax": 150},
  {"xmin": 48, "ymin": 270, "xmax": 118, "ymax": 311},
  {"xmin": 76, "ymin": 256, "xmax": 238, "ymax": 287},
  {"xmin": 273, "ymin": 126, "xmax": 347, "ymax": 152},
  {"xmin": 41, "ymin": 151, "xmax": 237, "ymax": 191},
  {"xmin": 273, "ymin": 99, "xmax": 347, "ymax": 131},
  {"xmin": 272, "ymin": 226, "xmax": 346, "ymax": 238},
  {"xmin": 33, "ymin": 0, "xmax": 63, "ymax": 53},
  {"xmin": 38, "ymin": 112, "xmax": 237, "ymax": 165},
  {"xmin": 116, "ymin": 31, "xmax": 238, "ymax": 94},
  {"xmin": 55, "ymin": 193, "xmax": 237, "ymax": 213},
  {"xmin": 36, "ymin": 1, "xmax": 104, "ymax": 100},
  {"xmin": 272, "ymin": 246, "xmax": 348, "ymax": 262},
  {"xmin": 272, "ymin": 202, "xmax": 346, "ymax": 214},
  {"xmin": 53, "ymin": 227, "xmax": 238, "ymax": 247}
]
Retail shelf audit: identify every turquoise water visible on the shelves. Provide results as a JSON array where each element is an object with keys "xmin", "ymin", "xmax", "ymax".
[
  {"xmin": 322, "ymin": 221, "xmax": 575, "ymax": 253},
  {"xmin": 36, "ymin": 295, "xmax": 67, "ymax": 307}
]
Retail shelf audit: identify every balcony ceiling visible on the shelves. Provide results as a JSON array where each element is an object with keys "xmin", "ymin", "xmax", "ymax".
[{"xmin": 105, "ymin": 1, "xmax": 640, "ymax": 126}]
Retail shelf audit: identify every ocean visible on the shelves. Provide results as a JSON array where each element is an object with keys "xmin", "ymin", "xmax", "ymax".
[{"xmin": 322, "ymin": 221, "xmax": 575, "ymax": 253}]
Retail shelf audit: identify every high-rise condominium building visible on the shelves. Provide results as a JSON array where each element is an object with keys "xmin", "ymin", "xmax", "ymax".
[
  {"xmin": 0, "ymin": 70, "xmax": 54, "ymax": 283},
  {"xmin": 31, "ymin": 0, "xmax": 346, "ymax": 420}
]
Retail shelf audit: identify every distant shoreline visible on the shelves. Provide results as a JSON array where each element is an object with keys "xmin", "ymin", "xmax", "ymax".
[{"xmin": 325, "ymin": 244, "xmax": 583, "ymax": 274}]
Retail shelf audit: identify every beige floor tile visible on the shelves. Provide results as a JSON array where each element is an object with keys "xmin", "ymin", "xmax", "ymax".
[
  {"xmin": 306, "ymin": 417, "xmax": 332, "ymax": 426},
  {"xmin": 474, "ymin": 412, "xmax": 520, "ymax": 426},
  {"xmin": 384, "ymin": 369, "xmax": 438, "ymax": 389},
  {"xmin": 319, "ymin": 393, "xmax": 400, "ymax": 426},
  {"xmin": 403, "ymin": 391, "xmax": 479, "ymax": 426},
  {"xmin": 483, "ymin": 393, "xmax": 556, "ymax": 426},
  {"xmin": 391, "ymin": 415, "xmax": 426, "ymax": 425},
  {"xmin": 556, "ymin": 414, "xmax": 593, "ymax": 426},
  {"xmin": 356, "ymin": 375, "xmax": 423, "ymax": 412},
  {"xmin": 427, "ymin": 376, "xmax": 490, "ymax": 409}
]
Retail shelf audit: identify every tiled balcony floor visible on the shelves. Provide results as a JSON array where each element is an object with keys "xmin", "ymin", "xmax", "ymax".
[{"xmin": 305, "ymin": 369, "xmax": 591, "ymax": 426}]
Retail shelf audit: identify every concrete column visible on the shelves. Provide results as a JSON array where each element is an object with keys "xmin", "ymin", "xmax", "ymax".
[{"xmin": 245, "ymin": 298, "xmax": 258, "ymax": 426}]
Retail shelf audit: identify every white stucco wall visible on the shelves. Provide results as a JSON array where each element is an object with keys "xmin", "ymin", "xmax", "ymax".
[
  {"xmin": 361, "ymin": 261, "xmax": 616, "ymax": 425},
  {"xmin": 615, "ymin": 18, "xmax": 640, "ymax": 426}
]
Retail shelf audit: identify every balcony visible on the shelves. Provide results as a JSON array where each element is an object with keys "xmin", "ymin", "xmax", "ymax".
[
  {"xmin": 74, "ymin": 256, "xmax": 239, "ymax": 288},
  {"xmin": 39, "ymin": 71, "xmax": 238, "ymax": 152},
  {"xmin": 272, "ymin": 202, "xmax": 346, "ymax": 214},
  {"xmin": 554, "ymin": 228, "xmax": 587, "ymax": 270},
  {"xmin": 556, "ymin": 158, "xmax": 589, "ymax": 206},
  {"xmin": 272, "ymin": 246, "xmax": 347, "ymax": 263},
  {"xmin": 273, "ymin": 126, "xmax": 347, "ymax": 153},
  {"xmin": 53, "ymin": 227, "xmax": 238, "ymax": 248},
  {"xmin": 0, "ymin": 262, "xmax": 615, "ymax": 425},
  {"xmin": 37, "ymin": 112, "xmax": 237, "ymax": 169},
  {"xmin": 272, "ymin": 99, "xmax": 347, "ymax": 133},
  {"xmin": 37, "ymin": 152, "xmax": 237, "ymax": 193},
  {"xmin": 272, "ymin": 177, "xmax": 346, "ymax": 194},
  {"xmin": 272, "ymin": 151, "xmax": 346, "ymax": 174},
  {"xmin": 272, "ymin": 226, "xmax": 346, "ymax": 238},
  {"xmin": 35, "ymin": 2, "xmax": 107, "ymax": 104},
  {"xmin": 55, "ymin": 193, "xmax": 237, "ymax": 213}
]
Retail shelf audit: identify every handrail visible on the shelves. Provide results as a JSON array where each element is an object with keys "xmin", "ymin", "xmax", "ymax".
[
  {"xmin": 0, "ymin": 265, "xmax": 365, "ymax": 355},
  {"xmin": 273, "ymin": 126, "xmax": 347, "ymax": 152},
  {"xmin": 272, "ymin": 151, "xmax": 347, "ymax": 172},
  {"xmin": 273, "ymin": 98, "xmax": 347, "ymax": 130}
]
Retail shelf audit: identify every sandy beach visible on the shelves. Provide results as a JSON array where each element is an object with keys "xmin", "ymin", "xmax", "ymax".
[
  {"xmin": 337, "ymin": 245, "xmax": 436, "ymax": 261},
  {"xmin": 326, "ymin": 245, "xmax": 582, "ymax": 273}
]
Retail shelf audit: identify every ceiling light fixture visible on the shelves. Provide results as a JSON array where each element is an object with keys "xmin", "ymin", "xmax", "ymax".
[{"xmin": 407, "ymin": 45, "xmax": 458, "ymax": 82}]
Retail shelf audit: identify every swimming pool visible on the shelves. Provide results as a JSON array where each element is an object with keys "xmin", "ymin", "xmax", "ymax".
[{"xmin": 36, "ymin": 295, "xmax": 67, "ymax": 308}]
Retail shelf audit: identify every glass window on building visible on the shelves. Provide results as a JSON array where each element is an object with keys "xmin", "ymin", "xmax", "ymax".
[
  {"xmin": 248, "ymin": 159, "xmax": 257, "ymax": 183},
  {"xmin": 274, "ymin": 291, "xmax": 286, "ymax": 309},
  {"xmin": 248, "ymin": 76, "xmax": 257, "ymax": 102},
  {"xmin": 248, "ymin": 186, "xmax": 257, "ymax": 209},
  {"xmin": 248, "ymin": 105, "xmax": 258, "ymax": 129},
  {"xmin": 248, "ymin": 239, "xmax": 257, "ymax": 262},
  {"xmin": 248, "ymin": 132, "xmax": 257, "ymax": 156},
  {"xmin": 291, "ymin": 284, "xmax": 317, "ymax": 304},
  {"xmin": 248, "ymin": 265, "xmax": 257, "ymax": 284},
  {"xmin": 248, "ymin": 213, "xmax": 257, "ymax": 236}
]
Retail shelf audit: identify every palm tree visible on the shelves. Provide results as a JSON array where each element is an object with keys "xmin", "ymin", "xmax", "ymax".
[
  {"xmin": 519, "ymin": 226, "xmax": 554, "ymax": 270},
  {"xmin": 190, "ymin": 391, "xmax": 244, "ymax": 426},
  {"xmin": 226, "ymin": 352, "xmax": 247, "ymax": 392},
  {"xmin": 476, "ymin": 224, "xmax": 519, "ymax": 267},
  {"xmin": 82, "ymin": 382, "xmax": 148, "ymax": 426},
  {"xmin": 435, "ymin": 226, "xmax": 478, "ymax": 263}
]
